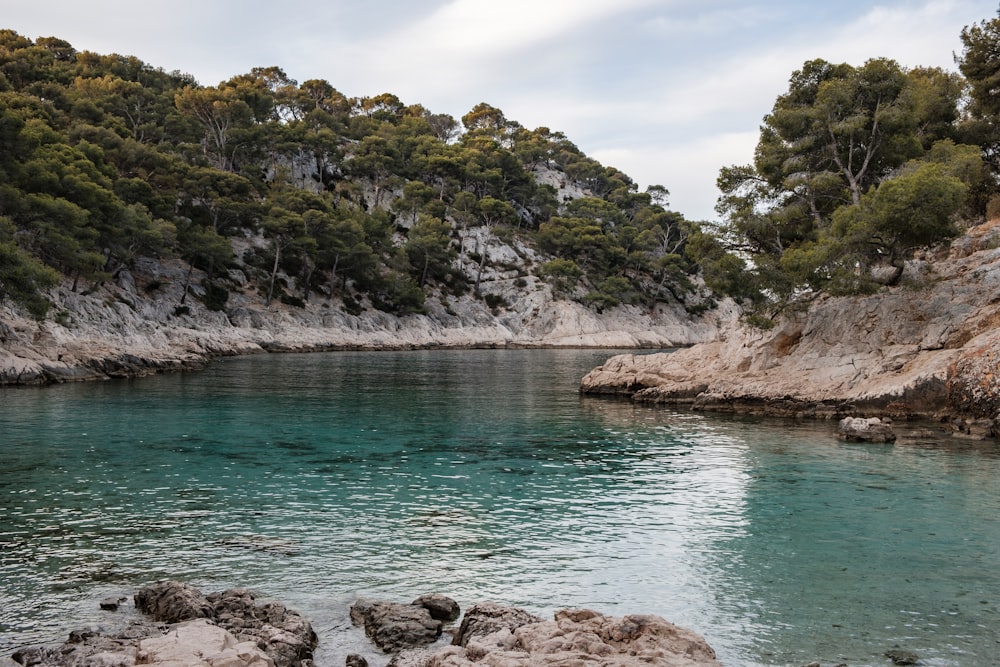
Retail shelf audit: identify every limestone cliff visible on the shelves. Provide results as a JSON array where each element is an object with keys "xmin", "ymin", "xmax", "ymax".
[
  {"xmin": 581, "ymin": 220, "xmax": 1000, "ymax": 435},
  {"xmin": 0, "ymin": 253, "xmax": 729, "ymax": 385}
]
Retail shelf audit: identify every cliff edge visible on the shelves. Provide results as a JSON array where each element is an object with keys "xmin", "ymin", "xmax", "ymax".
[
  {"xmin": 581, "ymin": 220, "xmax": 1000, "ymax": 436},
  {"xmin": 0, "ymin": 257, "xmax": 729, "ymax": 385}
]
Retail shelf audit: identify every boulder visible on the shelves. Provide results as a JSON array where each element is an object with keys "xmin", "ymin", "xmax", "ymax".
[
  {"xmin": 412, "ymin": 595, "xmax": 461, "ymax": 623},
  {"xmin": 450, "ymin": 601, "xmax": 542, "ymax": 648},
  {"xmin": 206, "ymin": 588, "xmax": 317, "ymax": 667},
  {"xmin": 137, "ymin": 618, "xmax": 274, "ymax": 666},
  {"xmin": 10, "ymin": 583, "xmax": 316, "ymax": 667},
  {"xmin": 350, "ymin": 599, "xmax": 443, "ymax": 653},
  {"xmin": 430, "ymin": 607, "xmax": 720, "ymax": 667},
  {"xmin": 837, "ymin": 416, "xmax": 897, "ymax": 443},
  {"xmin": 135, "ymin": 580, "xmax": 214, "ymax": 623}
]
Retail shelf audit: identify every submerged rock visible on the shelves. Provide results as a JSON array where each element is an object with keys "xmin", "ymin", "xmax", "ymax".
[
  {"xmin": 99, "ymin": 595, "xmax": 127, "ymax": 611},
  {"xmin": 837, "ymin": 416, "xmax": 897, "ymax": 443},
  {"xmin": 885, "ymin": 647, "xmax": 921, "ymax": 664}
]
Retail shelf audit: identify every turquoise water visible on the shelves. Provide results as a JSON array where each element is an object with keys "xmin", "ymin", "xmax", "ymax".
[{"xmin": 1, "ymin": 349, "xmax": 999, "ymax": 666}]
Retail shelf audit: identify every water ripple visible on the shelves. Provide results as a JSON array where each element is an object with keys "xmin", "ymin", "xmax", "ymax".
[{"xmin": 1, "ymin": 351, "xmax": 999, "ymax": 667}]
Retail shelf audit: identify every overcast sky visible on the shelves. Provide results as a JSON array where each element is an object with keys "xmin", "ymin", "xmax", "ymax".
[{"xmin": 6, "ymin": 0, "xmax": 998, "ymax": 221}]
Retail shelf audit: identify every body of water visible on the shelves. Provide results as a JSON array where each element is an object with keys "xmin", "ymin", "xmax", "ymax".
[{"xmin": 1, "ymin": 349, "xmax": 998, "ymax": 666}]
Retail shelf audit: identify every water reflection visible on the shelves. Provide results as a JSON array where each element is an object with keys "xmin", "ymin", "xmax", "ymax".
[{"xmin": 1, "ymin": 351, "xmax": 999, "ymax": 667}]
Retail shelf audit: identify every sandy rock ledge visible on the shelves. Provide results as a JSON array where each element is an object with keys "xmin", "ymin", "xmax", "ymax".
[{"xmin": 581, "ymin": 220, "xmax": 1000, "ymax": 434}]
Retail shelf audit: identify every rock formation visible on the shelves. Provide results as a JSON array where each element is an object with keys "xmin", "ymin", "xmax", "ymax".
[
  {"xmin": 7, "ymin": 589, "xmax": 722, "ymax": 667},
  {"xmin": 390, "ymin": 605, "xmax": 720, "ymax": 667},
  {"xmin": 581, "ymin": 220, "xmax": 1000, "ymax": 434},
  {"xmin": 836, "ymin": 416, "xmax": 897, "ymax": 443},
  {"xmin": 349, "ymin": 598, "xmax": 451, "ymax": 653},
  {"xmin": 0, "ymin": 253, "xmax": 729, "ymax": 386},
  {"xmin": 8, "ymin": 581, "xmax": 317, "ymax": 667}
]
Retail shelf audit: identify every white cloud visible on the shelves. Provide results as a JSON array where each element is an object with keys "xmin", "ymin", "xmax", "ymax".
[
  {"xmin": 389, "ymin": 0, "xmax": 658, "ymax": 57},
  {"xmin": 592, "ymin": 131, "xmax": 759, "ymax": 222},
  {"xmin": 6, "ymin": 0, "xmax": 999, "ymax": 222}
]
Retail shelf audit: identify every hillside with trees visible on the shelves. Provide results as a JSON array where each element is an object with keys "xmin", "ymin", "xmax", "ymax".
[
  {"xmin": 3, "ymin": 12, "xmax": 1000, "ymax": 383},
  {"xmin": 692, "ymin": 13, "xmax": 1000, "ymax": 326},
  {"xmin": 0, "ymin": 30, "xmax": 703, "ymax": 325}
]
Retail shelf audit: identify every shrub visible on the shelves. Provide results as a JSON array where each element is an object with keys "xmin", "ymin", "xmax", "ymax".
[
  {"xmin": 202, "ymin": 280, "xmax": 229, "ymax": 311},
  {"xmin": 280, "ymin": 293, "xmax": 305, "ymax": 308}
]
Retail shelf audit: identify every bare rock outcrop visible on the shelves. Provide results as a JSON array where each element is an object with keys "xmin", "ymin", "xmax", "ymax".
[
  {"xmin": 391, "ymin": 606, "xmax": 719, "ymax": 667},
  {"xmin": 137, "ymin": 619, "xmax": 275, "ymax": 666},
  {"xmin": 0, "ymin": 249, "xmax": 730, "ymax": 386},
  {"xmin": 350, "ymin": 598, "xmax": 449, "ymax": 653},
  {"xmin": 581, "ymin": 220, "xmax": 1000, "ymax": 432},
  {"xmin": 134, "ymin": 580, "xmax": 214, "ymax": 623},
  {"xmin": 9, "ymin": 582, "xmax": 316, "ymax": 667}
]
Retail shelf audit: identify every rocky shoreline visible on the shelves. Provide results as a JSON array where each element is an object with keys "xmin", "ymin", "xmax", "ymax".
[
  {"xmin": 580, "ymin": 220, "xmax": 1000, "ymax": 438},
  {"xmin": 3, "ymin": 582, "xmax": 722, "ymax": 667},
  {"xmin": 0, "ymin": 256, "xmax": 730, "ymax": 386}
]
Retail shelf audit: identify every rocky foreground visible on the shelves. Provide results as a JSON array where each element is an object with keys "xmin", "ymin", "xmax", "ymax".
[
  {"xmin": 3, "ymin": 582, "xmax": 721, "ymax": 667},
  {"xmin": 0, "ymin": 254, "xmax": 728, "ymax": 385},
  {"xmin": 581, "ymin": 220, "xmax": 1000, "ymax": 437}
]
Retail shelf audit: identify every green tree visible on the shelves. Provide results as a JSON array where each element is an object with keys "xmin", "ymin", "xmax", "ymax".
[
  {"xmin": 830, "ymin": 160, "xmax": 967, "ymax": 283},
  {"xmin": 175, "ymin": 220, "xmax": 233, "ymax": 305},
  {"xmin": 175, "ymin": 85, "xmax": 251, "ymax": 170},
  {"xmin": 958, "ymin": 12, "xmax": 1000, "ymax": 177},
  {"xmin": 0, "ymin": 217, "xmax": 60, "ymax": 318},
  {"xmin": 708, "ymin": 57, "xmax": 976, "ymax": 317},
  {"xmin": 405, "ymin": 214, "xmax": 454, "ymax": 287}
]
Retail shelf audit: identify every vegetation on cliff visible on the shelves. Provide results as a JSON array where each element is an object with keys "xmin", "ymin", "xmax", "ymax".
[
  {"xmin": 694, "ymin": 13, "xmax": 1000, "ymax": 326},
  {"xmin": 0, "ymin": 30, "xmax": 700, "ymax": 321},
  {"xmin": 3, "ymin": 12, "xmax": 1000, "ymax": 330}
]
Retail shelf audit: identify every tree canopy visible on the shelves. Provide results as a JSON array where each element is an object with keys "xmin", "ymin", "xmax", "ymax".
[
  {"xmin": 4, "ymin": 14, "xmax": 1000, "ymax": 324},
  {"xmin": 699, "ymin": 50, "xmax": 995, "ymax": 324},
  {"xmin": 0, "ymin": 30, "xmax": 704, "ymax": 319}
]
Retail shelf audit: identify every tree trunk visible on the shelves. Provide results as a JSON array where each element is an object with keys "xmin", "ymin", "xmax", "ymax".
[
  {"xmin": 266, "ymin": 243, "xmax": 281, "ymax": 307},
  {"xmin": 302, "ymin": 265, "xmax": 314, "ymax": 302},
  {"xmin": 180, "ymin": 264, "xmax": 194, "ymax": 305}
]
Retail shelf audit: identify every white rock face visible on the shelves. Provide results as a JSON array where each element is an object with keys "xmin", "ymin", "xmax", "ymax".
[
  {"xmin": 581, "ymin": 220, "xmax": 1000, "ymax": 428},
  {"xmin": 0, "ymin": 253, "xmax": 730, "ymax": 384},
  {"xmin": 138, "ymin": 619, "xmax": 275, "ymax": 667}
]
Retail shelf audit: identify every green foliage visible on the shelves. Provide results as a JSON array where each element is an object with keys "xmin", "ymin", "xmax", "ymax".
[
  {"xmin": 958, "ymin": 14, "xmax": 1000, "ymax": 182},
  {"xmin": 483, "ymin": 293, "xmax": 507, "ymax": 312},
  {"xmin": 583, "ymin": 276, "xmax": 641, "ymax": 312},
  {"xmin": 201, "ymin": 279, "xmax": 229, "ymax": 311},
  {"xmin": 405, "ymin": 214, "xmax": 455, "ymax": 287},
  {"xmin": 538, "ymin": 258, "xmax": 582, "ymax": 293},
  {"xmin": 342, "ymin": 294, "xmax": 364, "ymax": 315},
  {"xmin": 0, "ymin": 217, "xmax": 60, "ymax": 318},
  {"xmin": 704, "ymin": 51, "xmax": 987, "ymax": 320},
  {"xmin": 0, "ymin": 29, "xmax": 703, "ymax": 319}
]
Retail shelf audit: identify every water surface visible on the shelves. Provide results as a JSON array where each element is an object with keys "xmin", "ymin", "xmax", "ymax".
[{"xmin": 1, "ymin": 350, "xmax": 998, "ymax": 666}]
